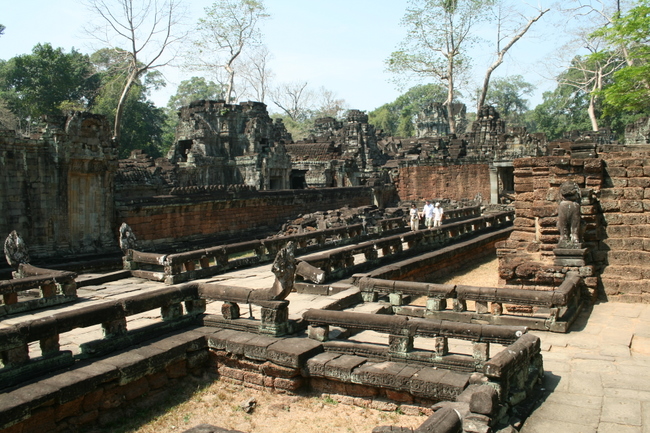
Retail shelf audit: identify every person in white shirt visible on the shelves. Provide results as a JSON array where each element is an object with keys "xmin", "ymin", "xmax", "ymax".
[
  {"xmin": 433, "ymin": 202, "xmax": 444, "ymax": 227},
  {"xmin": 422, "ymin": 200, "xmax": 435, "ymax": 229},
  {"xmin": 409, "ymin": 203, "xmax": 420, "ymax": 231}
]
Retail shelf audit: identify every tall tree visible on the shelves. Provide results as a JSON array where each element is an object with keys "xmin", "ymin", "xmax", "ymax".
[
  {"xmin": 239, "ymin": 45, "xmax": 273, "ymax": 103},
  {"xmin": 84, "ymin": 0, "xmax": 186, "ymax": 141},
  {"xmin": 90, "ymin": 48, "xmax": 167, "ymax": 158},
  {"xmin": 592, "ymin": 0, "xmax": 650, "ymax": 114},
  {"xmin": 0, "ymin": 43, "xmax": 98, "ymax": 125},
  {"xmin": 483, "ymin": 75, "xmax": 534, "ymax": 125},
  {"xmin": 387, "ymin": 0, "xmax": 491, "ymax": 133},
  {"xmin": 190, "ymin": 0, "xmax": 269, "ymax": 104},
  {"xmin": 369, "ymin": 84, "xmax": 447, "ymax": 137},
  {"xmin": 476, "ymin": 4, "xmax": 548, "ymax": 111},
  {"xmin": 270, "ymin": 81, "xmax": 314, "ymax": 122},
  {"xmin": 560, "ymin": 51, "xmax": 623, "ymax": 130}
]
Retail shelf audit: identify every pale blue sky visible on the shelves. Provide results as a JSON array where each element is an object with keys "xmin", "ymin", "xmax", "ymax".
[{"xmin": 0, "ymin": 0, "xmax": 567, "ymax": 113}]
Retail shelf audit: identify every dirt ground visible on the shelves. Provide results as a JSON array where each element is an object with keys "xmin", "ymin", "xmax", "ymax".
[{"xmin": 106, "ymin": 257, "xmax": 499, "ymax": 433}]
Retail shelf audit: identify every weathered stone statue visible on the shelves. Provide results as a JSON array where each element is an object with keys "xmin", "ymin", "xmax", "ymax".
[
  {"xmin": 269, "ymin": 241, "xmax": 296, "ymax": 300},
  {"xmin": 119, "ymin": 223, "xmax": 138, "ymax": 254},
  {"xmin": 557, "ymin": 181, "xmax": 582, "ymax": 247},
  {"xmin": 4, "ymin": 230, "xmax": 30, "ymax": 269}
]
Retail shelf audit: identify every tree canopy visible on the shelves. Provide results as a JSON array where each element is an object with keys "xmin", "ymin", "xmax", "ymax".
[
  {"xmin": 484, "ymin": 75, "xmax": 535, "ymax": 126},
  {"xmin": 0, "ymin": 43, "xmax": 99, "ymax": 123},
  {"xmin": 190, "ymin": 0, "xmax": 269, "ymax": 104},
  {"xmin": 369, "ymin": 84, "xmax": 448, "ymax": 137},
  {"xmin": 592, "ymin": 0, "xmax": 650, "ymax": 114}
]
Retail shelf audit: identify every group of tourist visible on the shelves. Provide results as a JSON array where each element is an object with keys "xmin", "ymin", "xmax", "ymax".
[{"xmin": 409, "ymin": 199, "xmax": 444, "ymax": 231}]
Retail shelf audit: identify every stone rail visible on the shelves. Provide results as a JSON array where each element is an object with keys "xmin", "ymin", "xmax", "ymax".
[
  {"xmin": 298, "ymin": 211, "xmax": 514, "ymax": 283},
  {"xmin": 301, "ymin": 309, "xmax": 543, "ymax": 423},
  {"xmin": 0, "ymin": 284, "xmax": 205, "ymax": 390},
  {"xmin": 303, "ymin": 309, "xmax": 527, "ymax": 372},
  {"xmin": 123, "ymin": 206, "xmax": 485, "ymax": 286},
  {"xmin": 125, "ymin": 223, "xmax": 369, "ymax": 285},
  {"xmin": 0, "ymin": 264, "xmax": 78, "ymax": 317},
  {"xmin": 354, "ymin": 271, "xmax": 582, "ymax": 333}
]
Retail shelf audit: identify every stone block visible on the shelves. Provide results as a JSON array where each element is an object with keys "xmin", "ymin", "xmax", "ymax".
[
  {"xmin": 323, "ymin": 355, "xmax": 368, "ymax": 381},
  {"xmin": 630, "ymin": 225, "xmax": 650, "ymax": 237},
  {"xmin": 266, "ymin": 337, "xmax": 323, "ymax": 368},
  {"xmin": 242, "ymin": 335, "xmax": 278, "ymax": 361},
  {"xmin": 410, "ymin": 368, "xmax": 469, "ymax": 400},
  {"xmin": 600, "ymin": 188, "xmax": 624, "ymax": 200},
  {"xmin": 273, "ymin": 376, "xmax": 303, "ymax": 392},
  {"xmin": 165, "ymin": 359, "xmax": 187, "ymax": 379},
  {"xmin": 628, "ymin": 166, "xmax": 645, "ymax": 176},
  {"xmin": 260, "ymin": 361, "xmax": 299, "ymax": 378},
  {"xmin": 629, "ymin": 177, "xmax": 650, "ymax": 188}
]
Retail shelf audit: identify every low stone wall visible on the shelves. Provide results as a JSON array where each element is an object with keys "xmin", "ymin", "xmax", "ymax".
[{"xmin": 117, "ymin": 187, "xmax": 374, "ymax": 251}]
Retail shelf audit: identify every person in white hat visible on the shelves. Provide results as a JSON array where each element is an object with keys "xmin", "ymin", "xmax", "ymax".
[{"xmin": 433, "ymin": 202, "xmax": 444, "ymax": 227}]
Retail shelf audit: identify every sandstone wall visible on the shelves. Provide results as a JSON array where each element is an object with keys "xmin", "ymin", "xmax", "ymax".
[
  {"xmin": 117, "ymin": 187, "xmax": 374, "ymax": 250},
  {"xmin": 395, "ymin": 163, "xmax": 491, "ymax": 202},
  {"xmin": 497, "ymin": 151, "xmax": 650, "ymax": 302},
  {"xmin": 598, "ymin": 151, "xmax": 650, "ymax": 301},
  {"xmin": 0, "ymin": 114, "xmax": 117, "ymax": 260}
]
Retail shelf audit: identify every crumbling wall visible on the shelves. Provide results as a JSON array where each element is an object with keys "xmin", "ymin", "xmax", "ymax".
[
  {"xmin": 393, "ymin": 163, "xmax": 491, "ymax": 203},
  {"xmin": 116, "ymin": 187, "xmax": 374, "ymax": 250},
  {"xmin": 166, "ymin": 100, "xmax": 291, "ymax": 190},
  {"xmin": 0, "ymin": 113, "xmax": 118, "ymax": 259}
]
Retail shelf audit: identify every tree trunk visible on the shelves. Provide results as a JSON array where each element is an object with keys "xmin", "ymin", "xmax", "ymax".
[
  {"xmin": 113, "ymin": 69, "xmax": 139, "ymax": 142},
  {"xmin": 446, "ymin": 56, "xmax": 456, "ymax": 134},
  {"xmin": 588, "ymin": 94, "xmax": 599, "ymax": 131}
]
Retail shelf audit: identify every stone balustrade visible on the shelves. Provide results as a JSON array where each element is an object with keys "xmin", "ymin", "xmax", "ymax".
[
  {"xmin": 302, "ymin": 309, "xmax": 542, "ymax": 418},
  {"xmin": 303, "ymin": 309, "xmax": 526, "ymax": 369},
  {"xmin": 122, "ymin": 206, "xmax": 489, "ymax": 286},
  {"xmin": 0, "ymin": 264, "xmax": 78, "ymax": 317},
  {"xmin": 0, "ymin": 284, "xmax": 204, "ymax": 390},
  {"xmin": 124, "ymin": 223, "xmax": 368, "ymax": 285},
  {"xmin": 354, "ymin": 271, "xmax": 582, "ymax": 332},
  {"xmin": 298, "ymin": 211, "xmax": 514, "ymax": 283}
]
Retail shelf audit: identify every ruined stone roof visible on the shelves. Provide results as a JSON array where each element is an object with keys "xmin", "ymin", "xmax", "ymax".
[{"xmin": 285, "ymin": 142, "xmax": 342, "ymax": 161}]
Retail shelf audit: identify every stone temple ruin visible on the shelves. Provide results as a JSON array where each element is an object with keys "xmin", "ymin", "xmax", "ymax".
[{"xmin": 1, "ymin": 100, "xmax": 650, "ymax": 433}]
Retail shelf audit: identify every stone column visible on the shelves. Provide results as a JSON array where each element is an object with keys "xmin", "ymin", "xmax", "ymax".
[{"xmin": 489, "ymin": 164, "xmax": 499, "ymax": 204}]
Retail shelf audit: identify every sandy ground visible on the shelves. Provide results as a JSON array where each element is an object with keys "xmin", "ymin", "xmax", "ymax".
[{"xmin": 101, "ymin": 257, "xmax": 500, "ymax": 433}]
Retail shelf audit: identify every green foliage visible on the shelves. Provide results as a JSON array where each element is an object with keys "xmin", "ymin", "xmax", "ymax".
[
  {"xmin": 484, "ymin": 75, "xmax": 534, "ymax": 126},
  {"xmin": 526, "ymin": 86, "xmax": 591, "ymax": 141},
  {"xmin": 368, "ymin": 84, "xmax": 448, "ymax": 137},
  {"xmin": 0, "ymin": 43, "xmax": 99, "ymax": 122},
  {"xmin": 591, "ymin": 0, "xmax": 650, "ymax": 114},
  {"xmin": 167, "ymin": 77, "xmax": 224, "ymax": 111}
]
